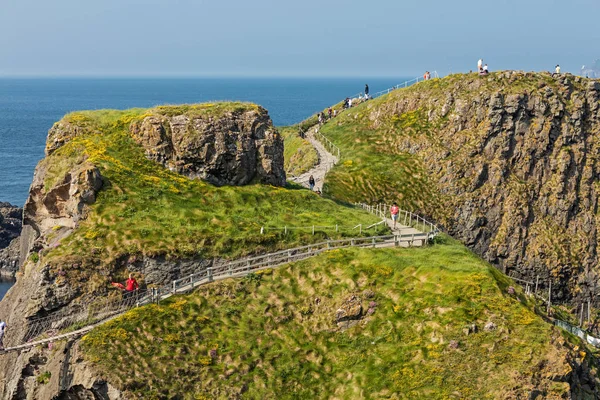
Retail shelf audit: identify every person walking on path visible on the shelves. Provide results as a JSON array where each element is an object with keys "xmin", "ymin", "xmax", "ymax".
[
  {"xmin": 309, "ymin": 175, "xmax": 316, "ymax": 191},
  {"xmin": 0, "ymin": 320, "xmax": 6, "ymax": 350},
  {"xmin": 328, "ymin": 107, "xmax": 332, "ymax": 119},
  {"xmin": 390, "ymin": 202, "xmax": 400, "ymax": 229}
]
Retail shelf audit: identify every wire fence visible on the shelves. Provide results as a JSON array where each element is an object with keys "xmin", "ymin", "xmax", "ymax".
[
  {"xmin": 347, "ymin": 71, "xmax": 440, "ymax": 101},
  {"xmin": 314, "ymin": 129, "xmax": 341, "ymax": 160},
  {"xmin": 6, "ymin": 290, "xmax": 151, "ymax": 349}
]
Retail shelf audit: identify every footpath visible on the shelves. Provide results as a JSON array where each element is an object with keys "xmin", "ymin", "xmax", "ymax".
[{"xmin": 289, "ymin": 127, "xmax": 338, "ymax": 191}]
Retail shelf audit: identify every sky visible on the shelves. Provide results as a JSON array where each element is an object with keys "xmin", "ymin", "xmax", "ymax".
[{"xmin": 0, "ymin": 0, "xmax": 599, "ymax": 77}]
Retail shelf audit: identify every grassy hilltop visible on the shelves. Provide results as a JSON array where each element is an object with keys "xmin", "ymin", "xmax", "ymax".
[
  {"xmin": 35, "ymin": 103, "xmax": 383, "ymax": 291},
  {"xmin": 81, "ymin": 237, "xmax": 589, "ymax": 399}
]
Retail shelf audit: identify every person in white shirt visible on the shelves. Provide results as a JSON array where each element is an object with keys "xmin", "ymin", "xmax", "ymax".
[
  {"xmin": 555, "ymin": 65, "xmax": 561, "ymax": 75},
  {"xmin": 483, "ymin": 64, "xmax": 489, "ymax": 73},
  {"xmin": 478, "ymin": 59, "xmax": 483, "ymax": 72},
  {"xmin": 0, "ymin": 321, "xmax": 6, "ymax": 350}
]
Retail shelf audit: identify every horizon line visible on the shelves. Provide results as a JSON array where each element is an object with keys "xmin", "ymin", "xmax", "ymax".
[{"xmin": 0, "ymin": 73, "xmax": 425, "ymax": 80}]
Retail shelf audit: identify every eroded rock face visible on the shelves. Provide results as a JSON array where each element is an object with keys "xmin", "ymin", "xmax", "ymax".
[
  {"xmin": 0, "ymin": 203, "xmax": 22, "ymax": 277},
  {"xmin": 129, "ymin": 107, "xmax": 286, "ymax": 187},
  {"xmin": 23, "ymin": 163, "xmax": 102, "ymax": 240},
  {"xmin": 368, "ymin": 72, "xmax": 600, "ymax": 302}
]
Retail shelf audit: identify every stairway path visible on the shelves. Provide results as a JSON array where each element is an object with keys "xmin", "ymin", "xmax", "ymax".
[{"xmin": 289, "ymin": 126, "xmax": 338, "ymax": 190}]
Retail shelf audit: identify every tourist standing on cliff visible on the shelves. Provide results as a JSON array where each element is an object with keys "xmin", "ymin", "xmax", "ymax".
[
  {"xmin": 365, "ymin": 84, "xmax": 369, "ymax": 99},
  {"xmin": 0, "ymin": 320, "xmax": 6, "ymax": 350},
  {"xmin": 309, "ymin": 175, "xmax": 316, "ymax": 191},
  {"xmin": 390, "ymin": 203, "xmax": 400, "ymax": 228},
  {"xmin": 328, "ymin": 107, "xmax": 332, "ymax": 119},
  {"xmin": 554, "ymin": 65, "xmax": 561, "ymax": 75},
  {"xmin": 478, "ymin": 58, "xmax": 483, "ymax": 72}
]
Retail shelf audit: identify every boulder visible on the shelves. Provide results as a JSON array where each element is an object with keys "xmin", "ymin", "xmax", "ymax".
[
  {"xmin": 335, "ymin": 295, "xmax": 363, "ymax": 323},
  {"xmin": 23, "ymin": 163, "xmax": 103, "ymax": 239},
  {"xmin": 129, "ymin": 106, "xmax": 286, "ymax": 187},
  {"xmin": 0, "ymin": 202, "xmax": 22, "ymax": 277}
]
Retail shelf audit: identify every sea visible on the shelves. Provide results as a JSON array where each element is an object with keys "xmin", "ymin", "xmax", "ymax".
[{"xmin": 0, "ymin": 77, "xmax": 409, "ymax": 207}]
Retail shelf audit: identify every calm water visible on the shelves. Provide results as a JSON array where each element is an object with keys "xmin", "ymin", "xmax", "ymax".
[
  {"xmin": 0, "ymin": 77, "xmax": 408, "ymax": 207},
  {"xmin": 0, "ymin": 279, "xmax": 14, "ymax": 301}
]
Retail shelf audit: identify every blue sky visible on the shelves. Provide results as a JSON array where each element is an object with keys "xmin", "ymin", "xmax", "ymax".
[{"xmin": 0, "ymin": 0, "xmax": 598, "ymax": 77}]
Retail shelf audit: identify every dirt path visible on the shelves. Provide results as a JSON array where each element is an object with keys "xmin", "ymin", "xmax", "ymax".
[{"xmin": 289, "ymin": 126, "xmax": 339, "ymax": 191}]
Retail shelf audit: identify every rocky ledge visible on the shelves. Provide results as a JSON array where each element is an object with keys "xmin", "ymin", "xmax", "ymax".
[{"xmin": 0, "ymin": 202, "xmax": 22, "ymax": 277}]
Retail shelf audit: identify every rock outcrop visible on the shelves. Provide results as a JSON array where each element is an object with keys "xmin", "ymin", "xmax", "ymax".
[
  {"xmin": 364, "ymin": 72, "xmax": 600, "ymax": 302},
  {"xmin": 23, "ymin": 163, "xmax": 103, "ymax": 239},
  {"xmin": 0, "ymin": 202, "xmax": 22, "ymax": 277},
  {"xmin": 129, "ymin": 106, "xmax": 285, "ymax": 187}
]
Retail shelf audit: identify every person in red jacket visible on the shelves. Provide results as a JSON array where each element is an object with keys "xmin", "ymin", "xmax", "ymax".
[
  {"xmin": 126, "ymin": 273, "xmax": 139, "ymax": 292},
  {"xmin": 390, "ymin": 202, "xmax": 400, "ymax": 229}
]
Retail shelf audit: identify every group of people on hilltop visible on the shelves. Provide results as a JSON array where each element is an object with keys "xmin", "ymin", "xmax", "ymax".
[
  {"xmin": 476, "ymin": 58, "xmax": 565, "ymax": 77},
  {"xmin": 317, "ymin": 107, "xmax": 338, "ymax": 126},
  {"xmin": 477, "ymin": 58, "xmax": 489, "ymax": 75}
]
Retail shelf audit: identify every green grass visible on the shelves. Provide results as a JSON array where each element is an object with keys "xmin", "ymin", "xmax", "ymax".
[
  {"xmin": 39, "ymin": 104, "xmax": 385, "ymax": 293},
  {"xmin": 81, "ymin": 236, "xmax": 588, "ymax": 399},
  {"xmin": 317, "ymin": 98, "xmax": 439, "ymax": 211},
  {"xmin": 279, "ymin": 126, "xmax": 318, "ymax": 176}
]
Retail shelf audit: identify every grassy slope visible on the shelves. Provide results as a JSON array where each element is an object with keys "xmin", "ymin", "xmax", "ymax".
[
  {"xmin": 40, "ymin": 104, "xmax": 384, "ymax": 289},
  {"xmin": 280, "ymin": 126, "xmax": 318, "ymax": 176},
  {"xmin": 316, "ymin": 97, "xmax": 438, "ymax": 211},
  {"xmin": 81, "ymin": 237, "xmax": 583, "ymax": 399},
  {"xmin": 317, "ymin": 72, "xmax": 588, "ymax": 214}
]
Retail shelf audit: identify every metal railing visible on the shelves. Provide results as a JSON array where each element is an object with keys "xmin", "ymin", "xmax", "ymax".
[
  {"xmin": 314, "ymin": 128, "xmax": 340, "ymax": 160},
  {"xmin": 348, "ymin": 71, "xmax": 440, "ymax": 101},
  {"xmin": 356, "ymin": 202, "xmax": 440, "ymax": 235},
  {"xmin": 259, "ymin": 219, "xmax": 387, "ymax": 236},
  {"xmin": 554, "ymin": 319, "xmax": 600, "ymax": 347}
]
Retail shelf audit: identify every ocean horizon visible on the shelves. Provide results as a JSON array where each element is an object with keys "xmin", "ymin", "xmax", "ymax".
[{"xmin": 0, "ymin": 76, "xmax": 411, "ymax": 206}]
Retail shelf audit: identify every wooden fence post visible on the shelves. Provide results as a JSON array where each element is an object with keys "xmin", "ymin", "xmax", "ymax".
[{"xmin": 547, "ymin": 280, "xmax": 552, "ymax": 313}]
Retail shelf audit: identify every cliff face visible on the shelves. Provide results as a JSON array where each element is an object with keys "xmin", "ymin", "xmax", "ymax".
[
  {"xmin": 326, "ymin": 72, "xmax": 600, "ymax": 302},
  {"xmin": 129, "ymin": 106, "xmax": 285, "ymax": 187},
  {"xmin": 0, "ymin": 203, "xmax": 22, "ymax": 277}
]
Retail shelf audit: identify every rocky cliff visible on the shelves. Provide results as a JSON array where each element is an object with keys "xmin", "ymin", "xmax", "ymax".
[
  {"xmin": 128, "ymin": 106, "xmax": 285, "ymax": 187},
  {"xmin": 322, "ymin": 71, "xmax": 600, "ymax": 303},
  {"xmin": 0, "ymin": 203, "xmax": 22, "ymax": 277}
]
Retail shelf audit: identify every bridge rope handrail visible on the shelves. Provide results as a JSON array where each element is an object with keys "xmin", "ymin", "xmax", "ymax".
[{"xmin": 2, "ymin": 226, "xmax": 435, "ymax": 352}]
